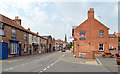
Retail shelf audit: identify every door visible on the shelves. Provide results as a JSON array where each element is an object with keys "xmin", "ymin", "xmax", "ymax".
[
  {"xmin": 30, "ymin": 46, "xmax": 31, "ymax": 55},
  {"xmin": 0, "ymin": 42, "xmax": 8, "ymax": 59},
  {"xmin": 19, "ymin": 44, "xmax": 21, "ymax": 56}
]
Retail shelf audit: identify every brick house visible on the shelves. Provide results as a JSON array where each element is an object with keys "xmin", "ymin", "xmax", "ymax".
[
  {"xmin": 52, "ymin": 38, "xmax": 56, "ymax": 51},
  {"xmin": 39, "ymin": 36, "xmax": 48, "ymax": 53},
  {"xmin": 42, "ymin": 36, "xmax": 53, "ymax": 53},
  {"xmin": 26, "ymin": 28, "xmax": 40, "ymax": 55},
  {"xmin": 0, "ymin": 14, "xmax": 29, "ymax": 59},
  {"xmin": 72, "ymin": 8, "xmax": 118, "ymax": 59},
  {"xmin": 55, "ymin": 39, "xmax": 64, "ymax": 51}
]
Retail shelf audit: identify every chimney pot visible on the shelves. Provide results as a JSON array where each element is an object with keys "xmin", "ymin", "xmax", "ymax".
[
  {"xmin": 28, "ymin": 28, "xmax": 30, "ymax": 31},
  {"xmin": 15, "ymin": 16, "xmax": 19, "ymax": 19},
  {"xmin": 88, "ymin": 8, "xmax": 94, "ymax": 19},
  {"xmin": 37, "ymin": 32, "xmax": 39, "ymax": 35},
  {"xmin": 14, "ymin": 16, "xmax": 21, "ymax": 25}
]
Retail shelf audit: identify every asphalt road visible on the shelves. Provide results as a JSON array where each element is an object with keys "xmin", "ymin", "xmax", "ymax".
[{"xmin": 0, "ymin": 50, "xmax": 119, "ymax": 73}]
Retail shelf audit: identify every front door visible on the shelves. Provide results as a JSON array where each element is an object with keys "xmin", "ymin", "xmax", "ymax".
[
  {"xmin": 19, "ymin": 44, "xmax": 21, "ymax": 56},
  {"xmin": 0, "ymin": 42, "xmax": 8, "ymax": 59}
]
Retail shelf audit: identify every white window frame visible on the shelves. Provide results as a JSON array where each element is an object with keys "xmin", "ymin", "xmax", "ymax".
[
  {"xmin": 24, "ymin": 33, "xmax": 27, "ymax": 40},
  {"xmin": 12, "ymin": 28, "xmax": 16, "ymax": 37},
  {"xmin": 24, "ymin": 44, "xmax": 27, "ymax": 53},
  {"xmin": 0, "ymin": 23, "xmax": 5, "ymax": 35},
  {"xmin": 99, "ymin": 31, "xmax": 104, "ymax": 37},
  {"xmin": 10, "ymin": 43, "xmax": 18, "ymax": 54}
]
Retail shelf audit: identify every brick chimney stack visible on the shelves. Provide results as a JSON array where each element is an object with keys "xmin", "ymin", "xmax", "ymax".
[
  {"xmin": 37, "ymin": 32, "xmax": 39, "ymax": 35},
  {"xmin": 28, "ymin": 28, "xmax": 30, "ymax": 31},
  {"xmin": 88, "ymin": 8, "xmax": 94, "ymax": 19},
  {"xmin": 13, "ymin": 16, "xmax": 21, "ymax": 25}
]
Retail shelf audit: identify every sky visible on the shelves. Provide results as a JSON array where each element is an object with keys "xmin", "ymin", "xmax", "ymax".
[{"xmin": 0, "ymin": 0, "xmax": 119, "ymax": 42}]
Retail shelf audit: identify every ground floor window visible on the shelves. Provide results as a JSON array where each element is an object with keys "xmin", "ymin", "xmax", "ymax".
[
  {"xmin": 10, "ymin": 43, "xmax": 18, "ymax": 54},
  {"xmin": 24, "ymin": 44, "xmax": 27, "ymax": 53},
  {"xmin": 33, "ymin": 45, "xmax": 38, "ymax": 52},
  {"xmin": 99, "ymin": 44, "xmax": 104, "ymax": 51}
]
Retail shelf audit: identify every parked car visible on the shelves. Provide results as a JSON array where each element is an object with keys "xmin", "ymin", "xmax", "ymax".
[{"xmin": 61, "ymin": 49, "xmax": 66, "ymax": 52}]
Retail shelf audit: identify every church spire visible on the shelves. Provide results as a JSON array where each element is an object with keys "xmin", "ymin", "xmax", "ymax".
[{"xmin": 65, "ymin": 34, "xmax": 67, "ymax": 43}]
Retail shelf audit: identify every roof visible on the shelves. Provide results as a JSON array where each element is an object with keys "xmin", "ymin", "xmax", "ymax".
[
  {"xmin": 0, "ymin": 14, "xmax": 26, "ymax": 32},
  {"xmin": 0, "ymin": 14, "xmax": 46, "ymax": 40},
  {"xmin": 72, "ymin": 26, "xmax": 77, "ymax": 29},
  {"xmin": 25, "ymin": 29, "xmax": 47, "ymax": 40},
  {"xmin": 114, "ymin": 32, "xmax": 120, "ymax": 37},
  {"xmin": 109, "ymin": 34, "xmax": 118, "ymax": 38}
]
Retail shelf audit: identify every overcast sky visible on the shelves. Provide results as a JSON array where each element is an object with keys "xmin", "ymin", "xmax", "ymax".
[{"xmin": 0, "ymin": 0, "xmax": 119, "ymax": 42}]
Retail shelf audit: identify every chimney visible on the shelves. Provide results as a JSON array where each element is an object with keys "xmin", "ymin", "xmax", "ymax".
[
  {"xmin": 88, "ymin": 8, "xmax": 94, "ymax": 19},
  {"xmin": 37, "ymin": 32, "xmax": 39, "ymax": 35},
  {"xmin": 28, "ymin": 28, "xmax": 30, "ymax": 31},
  {"xmin": 13, "ymin": 16, "xmax": 21, "ymax": 25}
]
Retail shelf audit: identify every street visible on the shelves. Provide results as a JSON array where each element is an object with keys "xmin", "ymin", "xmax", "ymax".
[{"xmin": 0, "ymin": 50, "xmax": 118, "ymax": 73}]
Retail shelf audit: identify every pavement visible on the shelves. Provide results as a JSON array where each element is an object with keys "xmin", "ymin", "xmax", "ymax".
[{"xmin": 0, "ymin": 50, "xmax": 119, "ymax": 73}]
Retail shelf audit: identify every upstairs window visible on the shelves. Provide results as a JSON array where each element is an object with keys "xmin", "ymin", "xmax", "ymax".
[
  {"xmin": 12, "ymin": 28, "xmax": 16, "ymax": 38},
  {"xmin": 79, "ymin": 31, "xmax": 86, "ymax": 41},
  {"xmin": 24, "ymin": 33, "xmax": 27, "ymax": 40},
  {"xmin": 32, "ymin": 35, "xmax": 34, "ymax": 41},
  {"xmin": 24, "ymin": 44, "xmax": 27, "ymax": 53},
  {"xmin": 99, "ymin": 31, "xmax": 104, "ymax": 37},
  {"xmin": 0, "ymin": 23, "xmax": 5, "ymax": 36}
]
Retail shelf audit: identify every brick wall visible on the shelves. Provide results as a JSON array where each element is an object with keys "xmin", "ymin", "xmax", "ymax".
[{"xmin": 2, "ymin": 24, "xmax": 29, "ymax": 58}]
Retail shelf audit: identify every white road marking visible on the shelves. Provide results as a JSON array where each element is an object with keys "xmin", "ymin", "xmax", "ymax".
[
  {"xmin": 43, "ymin": 68, "xmax": 47, "ymax": 71},
  {"xmin": 96, "ymin": 58, "xmax": 102, "ymax": 65},
  {"xmin": 47, "ymin": 66, "xmax": 50, "ymax": 68}
]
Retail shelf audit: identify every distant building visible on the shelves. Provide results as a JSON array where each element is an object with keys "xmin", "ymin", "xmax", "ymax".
[
  {"xmin": 55, "ymin": 39, "xmax": 64, "ymax": 51},
  {"xmin": 72, "ymin": 8, "xmax": 118, "ymax": 59},
  {"xmin": 42, "ymin": 36, "xmax": 53, "ymax": 52}
]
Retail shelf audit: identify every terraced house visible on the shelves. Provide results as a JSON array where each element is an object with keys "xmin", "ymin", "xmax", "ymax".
[
  {"xmin": 72, "ymin": 8, "xmax": 118, "ymax": 59},
  {"xmin": 42, "ymin": 36, "xmax": 53, "ymax": 53},
  {"xmin": 0, "ymin": 14, "xmax": 51, "ymax": 59},
  {"xmin": 0, "ymin": 15, "xmax": 29, "ymax": 59}
]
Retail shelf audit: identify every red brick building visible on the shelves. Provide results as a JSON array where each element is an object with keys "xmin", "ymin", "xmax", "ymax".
[
  {"xmin": 72, "ymin": 8, "xmax": 118, "ymax": 59},
  {"xmin": 0, "ymin": 14, "xmax": 29, "ymax": 59}
]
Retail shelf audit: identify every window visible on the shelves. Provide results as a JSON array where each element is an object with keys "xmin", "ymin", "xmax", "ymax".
[
  {"xmin": 35, "ymin": 36, "xmax": 38, "ymax": 42},
  {"xmin": 10, "ymin": 43, "xmax": 18, "ymax": 54},
  {"xmin": 0, "ymin": 23, "xmax": 5, "ymax": 36},
  {"xmin": 99, "ymin": 31, "xmax": 104, "ymax": 37},
  {"xmin": 12, "ymin": 28, "xmax": 16, "ymax": 38},
  {"xmin": 99, "ymin": 44, "xmax": 104, "ymax": 51},
  {"xmin": 32, "ymin": 35, "xmax": 34, "ymax": 41},
  {"xmin": 24, "ymin": 33, "xmax": 27, "ymax": 40},
  {"xmin": 24, "ymin": 44, "xmax": 27, "ymax": 53},
  {"xmin": 79, "ymin": 31, "xmax": 86, "ymax": 41}
]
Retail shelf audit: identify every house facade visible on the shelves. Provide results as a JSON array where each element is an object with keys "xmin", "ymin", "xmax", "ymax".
[
  {"xmin": 55, "ymin": 39, "xmax": 64, "ymax": 51},
  {"xmin": 42, "ymin": 36, "xmax": 53, "ymax": 53},
  {"xmin": 0, "ymin": 15, "xmax": 29, "ymax": 59},
  {"xmin": 73, "ymin": 8, "xmax": 118, "ymax": 59},
  {"xmin": 27, "ymin": 28, "xmax": 40, "ymax": 55},
  {"xmin": 39, "ymin": 37, "xmax": 47, "ymax": 53}
]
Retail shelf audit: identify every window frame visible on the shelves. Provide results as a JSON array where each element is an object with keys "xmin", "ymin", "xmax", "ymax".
[
  {"xmin": 11, "ymin": 28, "xmax": 16, "ymax": 39},
  {"xmin": 24, "ymin": 33, "xmax": 27, "ymax": 41},
  {"xmin": 0, "ymin": 23, "xmax": 5, "ymax": 36},
  {"xmin": 79, "ymin": 31, "xmax": 86, "ymax": 41},
  {"xmin": 10, "ymin": 42, "xmax": 18, "ymax": 55},
  {"xmin": 99, "ymin": 44, "xmax": 104, "ymax": 51},
  {"xmin": 99, "ymin": 30, "xmax": 104, "ymax": 37},
  {"xmin": 24, "ymin": 44, "xmax": 27, "ymax": 53}
]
